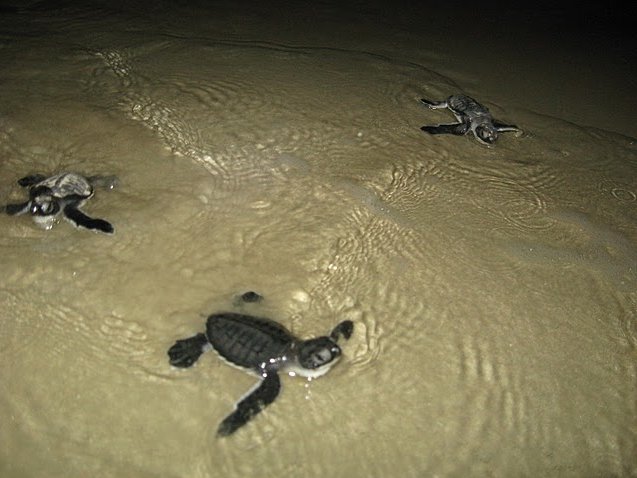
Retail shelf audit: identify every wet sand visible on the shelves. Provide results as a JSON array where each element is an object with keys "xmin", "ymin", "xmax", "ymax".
[{"xmin": 0, "ymin": 2, "xmax": 636, "ymax": 477}]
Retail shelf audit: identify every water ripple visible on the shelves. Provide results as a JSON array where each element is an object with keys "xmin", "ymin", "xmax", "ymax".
[
  {"xmin": 598, "ymin": 178, "xmax": 637, "ymax": 204},
  {"xmin": 475, "ymin": 176, "xmax": 553, "ymax": 233}
]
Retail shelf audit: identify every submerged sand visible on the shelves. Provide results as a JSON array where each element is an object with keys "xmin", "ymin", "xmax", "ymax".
[{"xmin": 0, "ymin": 2, "xmax": 635, "ymax": 477}]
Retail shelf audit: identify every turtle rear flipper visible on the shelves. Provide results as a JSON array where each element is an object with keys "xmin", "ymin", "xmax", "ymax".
[
  {"xmin": 421, "ymin": 123, "xmax": 469, "ymax": 136},
  {"xmin": 18, "ymin": 174, "xmax": 46, "ymax": 187},
  {"xmin": 63, "ymin": 204, "xmax": 114, "ymax": 234},
  {"xmin": 217, "ymin": 372, "xmax": 281, "ymax": 437},
  {"xmin": 5, "ymin": 201, "xmax": 30, "ymax": 216},
  {"xmin": 168, "ymin": 333, "xmax": 209, "ymax": 368}
]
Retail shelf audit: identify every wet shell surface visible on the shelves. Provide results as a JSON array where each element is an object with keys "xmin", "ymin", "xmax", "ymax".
[{"xmin": 206, "ymin": 312, "xmax": 294, "ymax": 371}]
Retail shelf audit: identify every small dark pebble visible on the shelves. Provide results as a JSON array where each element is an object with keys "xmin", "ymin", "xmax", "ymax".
[{"xmin": 240, "ymin": 291, "xmax": 263, "ymax": 303}]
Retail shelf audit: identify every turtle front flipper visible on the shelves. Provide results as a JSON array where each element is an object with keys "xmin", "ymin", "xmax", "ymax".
[
  {"xmin": 421, "ymin": 123, "xmax": 469, "ymax": 136},
  {"xmin": 330, "ymin": 320, "xmax": 354, "ymax": 342},
  {"xmin": 493, "ymin": 121, "xmax": 522, "ymax": 134},
  {"xmin": 217, "ymin": 372, "xmax": 281, "ymax": 437},
  {"xmin": 420, "ymin": 98, "xmax": 447, "ymax": 109},
  {"xmin": 88, "ymin": 175, "xmax": 119, "ymax": 190},
  {"xmin": 168, "ymin": 333, "xmax": 210, "ymax": 368},
  {"xmin": 63, "ymin": 204, "xmax": 114, "ymax": 234},
  {"xmin": 5, "ymin": 201, "xmax": 30, "ymax": 216},
  {"xmin": 17, "ymin": 174, "xmax": 46, "ymax": 187}
]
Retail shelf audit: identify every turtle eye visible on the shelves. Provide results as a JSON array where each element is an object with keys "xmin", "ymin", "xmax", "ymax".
[
  {"xmin": 32, "ymin": 199, "xmax": 58, "ymax": 215},
  {"xmin": 36, "ymin": 201, "xmax": 53, "ymax": 215},
  {"xmin": 313, "ymin": 349, "xmax": 333, "ymax": 365}
]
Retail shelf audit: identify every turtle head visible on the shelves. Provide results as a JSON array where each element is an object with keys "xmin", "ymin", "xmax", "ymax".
[
  {"xmin": 29, "ymin": 186, "xmax": 59, "ymax": 216},
  {"xmin": 297, "ymin": 337, "xmax": 342, "ymax": 371},
  {"xmin": 293, "ymin": 322, "xmax": 354, "ymax": 378},
  {"xmin": 475, "ymin": 124, "xmax": 498, "ymax": 145}
]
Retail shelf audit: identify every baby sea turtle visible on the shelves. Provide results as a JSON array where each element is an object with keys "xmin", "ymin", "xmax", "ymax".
[
  {"xmin": 168, "ymin": 312, "xmax": 354, "ymax": 436},
  {"xmin": 420, "ymin": 94, "xmax": 521, "ymax": 145},
  {"xmin": 4, "ymin": 172, "xmax": 117, "ymax": 233}
]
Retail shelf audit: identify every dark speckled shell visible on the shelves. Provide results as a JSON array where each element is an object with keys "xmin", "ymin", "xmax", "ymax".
[
  {"xmin": 37, "ymin": 173, "xmax": 93, "ymax": 199},
  {"xmin": 447, "ymin": 95, "xmax": 490, "ymax": 117},
  {"xmin": 206, "ymin": 312, "xmax": 295, "ymax": 370}
]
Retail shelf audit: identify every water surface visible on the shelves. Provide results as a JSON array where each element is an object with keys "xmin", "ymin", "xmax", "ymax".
[{"xmin": 1, "ymin": 2, "xmax": 635, "ymax": 477}]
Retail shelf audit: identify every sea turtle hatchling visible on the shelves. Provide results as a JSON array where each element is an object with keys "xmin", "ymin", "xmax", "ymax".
[
  {"xmin": 168, "ymin": 311, "xmax": 354, "ymax": 436},
  {"xmin": 4, "ymin": 172, "xmax": 117, "ymax": 233},
  {"xmin": 420, "ymin": 94, "xmax": 522, "ymax": 145}
]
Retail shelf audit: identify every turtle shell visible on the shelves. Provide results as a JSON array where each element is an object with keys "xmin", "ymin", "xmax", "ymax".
[
  {"xmin": 447, "ymin": 95, "xmax": 489, "ymax": 117},
  {"xmin": 36, "ymin": 173, "xmax": 93, "ymax": 199},
  {"xmin": 206, "ymin": 312, "xmax": 295, "ymax": 371}
]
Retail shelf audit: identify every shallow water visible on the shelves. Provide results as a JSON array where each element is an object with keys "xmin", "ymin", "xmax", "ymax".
[{"xmin": 1, "ymin": 2, "xmax": 636, "ymax": 477}]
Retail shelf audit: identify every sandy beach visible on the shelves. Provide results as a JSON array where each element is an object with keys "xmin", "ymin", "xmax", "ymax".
[{"xmin": 1, "ymin": 2, "xmax": 635, "ymax": 477}]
